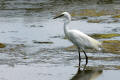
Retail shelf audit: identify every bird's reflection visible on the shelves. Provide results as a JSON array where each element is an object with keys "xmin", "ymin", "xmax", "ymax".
[{"xmin": 71, "ymin": 65, "xmax": 103, "ymax": 80}]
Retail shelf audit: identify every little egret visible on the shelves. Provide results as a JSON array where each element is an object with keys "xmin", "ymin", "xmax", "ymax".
[{"xmin": 53, "ymin": 12, "xmax": 102, "ymax": 67}]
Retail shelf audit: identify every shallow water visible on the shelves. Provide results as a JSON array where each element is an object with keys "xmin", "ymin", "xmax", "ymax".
[{"xmin": 0, "ymin": 0, "xmax": 120, "ymax": 80}]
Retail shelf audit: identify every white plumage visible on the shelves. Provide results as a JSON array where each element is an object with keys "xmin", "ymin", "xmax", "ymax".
[
  {"xmin": 67, "ymin": 29, "xmax": 101, "ymax": 50},
  {"xmin": 54, "ymin": 12, "xmax": 102, "ymax": 69}
]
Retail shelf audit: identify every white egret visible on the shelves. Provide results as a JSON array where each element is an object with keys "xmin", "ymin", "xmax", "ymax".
[{"xmin": 53, "ymin": 12, "xmax": 102, "ymax": 67}]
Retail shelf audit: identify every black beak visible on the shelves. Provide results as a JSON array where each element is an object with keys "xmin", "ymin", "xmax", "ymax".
[{"xmin": 53, "ymin": 14, "xmax": 64, "ymax": 19}]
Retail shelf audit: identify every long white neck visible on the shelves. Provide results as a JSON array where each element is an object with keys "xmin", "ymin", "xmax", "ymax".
[{"xmin": 64, "ymin": 16, "xmax": 71, "ymax": 36}]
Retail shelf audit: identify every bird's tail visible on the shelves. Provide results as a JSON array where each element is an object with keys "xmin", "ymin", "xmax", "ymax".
[{"xmin": 98, "ymin": 41, "xmax": 104, "ymax": 51}]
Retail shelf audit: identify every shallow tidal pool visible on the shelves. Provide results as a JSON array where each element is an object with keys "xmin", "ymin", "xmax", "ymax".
[{"xmin": 0, "ymin": 0, "xmax": 120, "ymax": 80}]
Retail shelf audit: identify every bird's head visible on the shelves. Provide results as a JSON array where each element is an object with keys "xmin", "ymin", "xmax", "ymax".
[{"xmin": 53, "ymin": 12, "xmax": 71, "ymax": 24}]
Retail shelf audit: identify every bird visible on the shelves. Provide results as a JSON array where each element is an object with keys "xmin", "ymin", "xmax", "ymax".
[{"xmin": 53, "ymin": 12, "xmax": 102, "ymax": 68}]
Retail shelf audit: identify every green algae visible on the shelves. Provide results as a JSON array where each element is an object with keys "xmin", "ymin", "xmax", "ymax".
[
  {"xmin": 64, "ymin": 33, "xmax": 120, "ymax": 53},
  {"xmin": 71, "ymin": 9, "xmax": 107, "ymax": 17},
  {"xmin": 112, "ymin": 15, "xmax": 120, "ymax": 18},
  {"xmin": 64, "ymin": 40, "xmax": 120, "ymax": 54},
  {"xmin": 90, "ymin": 33, "xmax": 120, "ymax": 39},
  {"xmin": 102, "ymin": 40, "xmax": 120, "ymax": 43},
  {"xmin": 87, "ymin": 19, "xmax": 102, "ymax": 23},
  {"xmin": 71, "ymin": 9, "xmax": 120, "ymax": 17},
  {"xmin": 33, "ymin": 40, "xmax": 53, "ymax": 44},
  {"xmin": 64, "ymin": 34, "xmax": 120, "ymax": 40},
  {"xmin": 0, "ymin": 43, "xmax": 6, "ymax": 48},
  {"xmin": 102, "ymin": 40, "xmax": 120, "ymax": 54},
  {"xmin": 114, "ymin": 66, "xmax": 120, "ymax": 69}
]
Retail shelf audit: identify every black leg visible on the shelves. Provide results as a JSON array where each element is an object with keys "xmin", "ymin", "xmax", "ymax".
[
  {"xmin": 78, "ymin": 48, "xmax": 81, "ymax": 69},
  {"xmin": 82, "ymin": 49, "xmax": 88, "ymax": 65}
]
